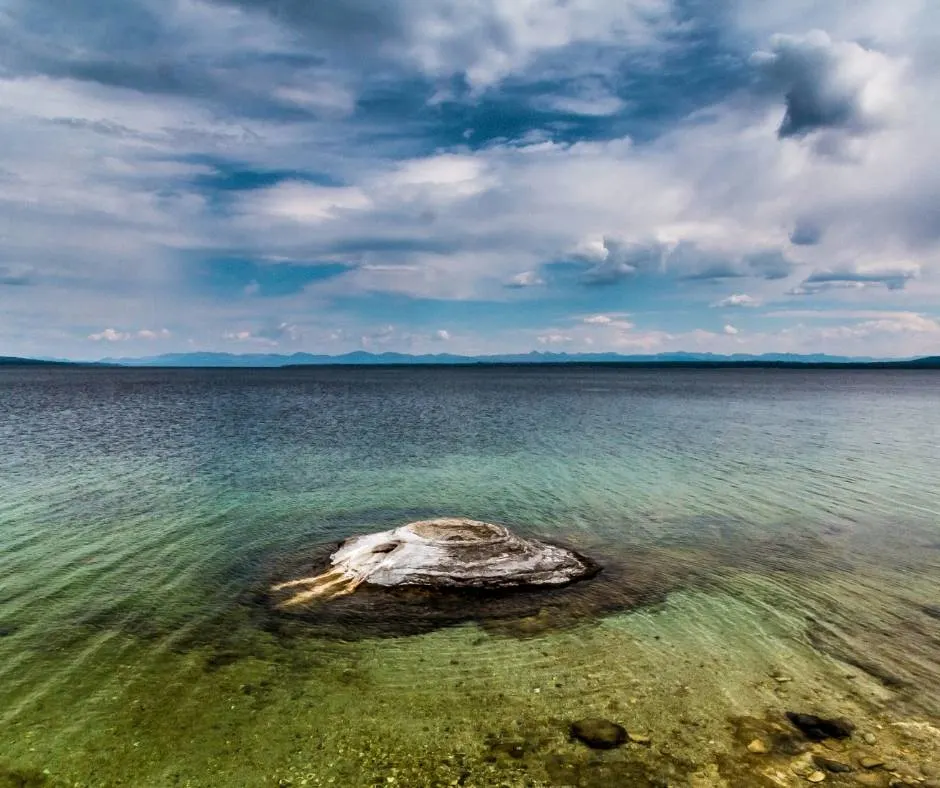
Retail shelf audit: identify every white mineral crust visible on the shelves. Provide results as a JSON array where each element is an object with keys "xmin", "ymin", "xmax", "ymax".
[{"xmin": 272, "ymin": 517, "xmax": 594, "ymax": 605}]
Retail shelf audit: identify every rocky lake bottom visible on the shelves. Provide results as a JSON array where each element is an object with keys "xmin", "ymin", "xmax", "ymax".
[{"xmin": 1, "ymin": 367, "xmax": 939, "ymax": 786}]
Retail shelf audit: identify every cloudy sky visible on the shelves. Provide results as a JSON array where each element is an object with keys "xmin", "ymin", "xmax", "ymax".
[{"xmin": 1, "ymin": 0, "xmax": 939, "ymax": 359}]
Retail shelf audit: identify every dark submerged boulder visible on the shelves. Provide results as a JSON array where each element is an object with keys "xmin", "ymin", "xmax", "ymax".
[
  {"xmin": 786, "ymin": 712, "xmax": 855, "ymax": 741},
  {"xmin": 813, "ymin": 755, "xmax": 854, "ymax": 773},
  {"xmin": 570, "ymin": 718, "xmax": 628, "ymax": 749}
]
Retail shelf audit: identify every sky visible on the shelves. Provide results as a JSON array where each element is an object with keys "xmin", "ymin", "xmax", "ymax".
[{"xmin": 1, "ymin": 0, "xmax": 939, "ymax": 359}]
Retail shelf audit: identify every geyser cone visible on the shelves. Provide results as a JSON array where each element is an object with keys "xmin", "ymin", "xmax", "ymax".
[{"xmin": 271, "ymin": 517, "xmax": 598, "ymax": 606}]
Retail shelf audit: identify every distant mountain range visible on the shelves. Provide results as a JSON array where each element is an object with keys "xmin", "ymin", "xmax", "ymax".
[
  {"xmin": 0, "ymin": 356, "xmax": 86, "ymax": 366},
  {"xmin": 98, "ymin": 350, "xmax": 886, "ymax": 366},
  {"xmin": 2, "ymin": 351, "xmax": 939, "ymax": 368}
]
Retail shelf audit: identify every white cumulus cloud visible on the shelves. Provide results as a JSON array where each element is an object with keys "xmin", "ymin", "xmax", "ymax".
[
  {"xmin": 505, "ymin": 270, "xmax": 545, "ymax": 288},
  {"xmin": 88, "ymin": 327, "xmax": 171, "ymax": 341},
  {"xmin": 712, "ymin": 294, "xmax": 761, "ymax": 308},
  {"xmin": 245, "ymin": 182, "xmax": 372, "ymax": 224}
]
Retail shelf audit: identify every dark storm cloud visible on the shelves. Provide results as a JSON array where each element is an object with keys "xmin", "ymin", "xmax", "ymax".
[
  {"xmin": 751, "ymin": 30, "xmax": 901, "ymax": 140},
  {"xmin": 0, "ymin": 0, "xmax": 342, "ymax": 123},
  {"xmin": 742, "ymin": 250, "xmax": 792, "ymax": 280},
  {"xmin": 574, "ymin": 240, "xmax": 796, "ymax": 287},
  {"xmin": 211, "ymin": 0, "xmax": 407, "ymax": 46},
  {"xmin": 805, "ymin": 268, "xmax": 917, "ymax": 290},
  {"xmin": 577, "ymin": 240, "xmax": 666, "ymax": 286},
  {"xmin": 789, "ymin": 266, "xmax": 919, "ymax": 295},
  {"xmin": 1, "ymin": 0, "xmax": 183, "ymax": 91},
  {"xmin": 678, "ymin": 246, "xmax": 795, "ymax": 282},
  {"xmin": 790, "ymin": 218, "xmax": 823, "ymax": 246}
]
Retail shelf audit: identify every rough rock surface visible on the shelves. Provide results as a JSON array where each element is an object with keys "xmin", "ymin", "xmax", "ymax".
[
  {"xmin": 272, "ymin": 518, "xmax": 597, "ymax": 605},
  {"xmin": 570, "ymin": 719, "xmax": 628, "ymax": 749},
  {"xmin": 786, "ymin": 712, "xmax": 855, "ymax": 741}
]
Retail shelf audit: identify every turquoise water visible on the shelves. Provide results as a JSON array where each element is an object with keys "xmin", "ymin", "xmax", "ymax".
[{"xmin": 1, "ymin": 367, "xmax": 939, "ymax": 786}]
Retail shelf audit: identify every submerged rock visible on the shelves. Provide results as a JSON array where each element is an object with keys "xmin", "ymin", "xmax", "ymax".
[
  {"xmin": 921, "ymin": 604, "xmax": 940, "ymax": 620},
  {"xmin": 747, "ymin": 738, "xmax": 769, "ymax": 754},
  {"xmin": 813, "ymin": 755, "xmax": 853, "ymax": 773},
  {"xmin": 272, "ymin": 518, "xmax": 597, "ymax": 605},
  {"xmin": 570, "ymin": 718, "xmax": 627, "ymax": 749},
  {"xmin": 786, "ymin": 712, "xmax": 855, "ymax": 741}
]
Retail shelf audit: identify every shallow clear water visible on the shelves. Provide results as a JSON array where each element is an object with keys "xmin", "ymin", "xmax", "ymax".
[{"xmin": 1, "ymin": 367, "xmax": 939, "ymax": 787}]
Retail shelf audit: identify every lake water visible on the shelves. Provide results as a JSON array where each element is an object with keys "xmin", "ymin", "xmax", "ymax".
[{"xmin": 1, "ymin": 367, "xmax": 939, "ymax": 787}]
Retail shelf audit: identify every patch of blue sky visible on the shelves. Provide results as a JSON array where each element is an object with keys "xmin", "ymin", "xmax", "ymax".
[
  {"xmin": 188, "ymin": 156, "xmax": 342, "ymax": 192},
  {"xmin": 193, "ymin": 257, "xmax": 351, "ymax": 299}
]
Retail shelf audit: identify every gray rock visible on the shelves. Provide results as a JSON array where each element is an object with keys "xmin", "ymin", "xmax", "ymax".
[
  {"xmin": 813, "ymin": 755, "xmax": 853, "ymax": 773},
  {"xmin": 273, "ymin": 518, "xmax": 597, "ymax": 604}
]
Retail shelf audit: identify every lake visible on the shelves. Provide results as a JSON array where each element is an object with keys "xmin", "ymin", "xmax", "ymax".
[{"xmin": 1, "ymin": 366, "xmax": 939, "ymax": 786}]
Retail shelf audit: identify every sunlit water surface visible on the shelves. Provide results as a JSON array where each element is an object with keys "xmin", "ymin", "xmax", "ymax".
[{"xmin": 1, "ymin": 367, "xmax": 939, "ymax": 787}]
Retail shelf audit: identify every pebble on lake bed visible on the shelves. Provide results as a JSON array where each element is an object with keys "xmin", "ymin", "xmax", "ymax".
[{"xmin": 747, "ymin": 738, "xmax": 769, "ymax": 754}]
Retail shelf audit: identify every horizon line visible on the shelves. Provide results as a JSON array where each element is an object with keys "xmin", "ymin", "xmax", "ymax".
[{"xmin": 4, "ymin": 350, "xmax": 940, "ymax": 369}]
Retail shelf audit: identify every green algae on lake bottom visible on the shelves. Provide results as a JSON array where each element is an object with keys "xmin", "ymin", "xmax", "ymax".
[
  {"xmin": 5, "ymin": 523, "xmax": 940, "ymax": 788},
  {"xmin": 4, "ymin": 522, "xmax": 940, "ymax": 786},
  {"xmin": 3, "ymin": 585, "xmax": 940, "ymax": 787}
]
